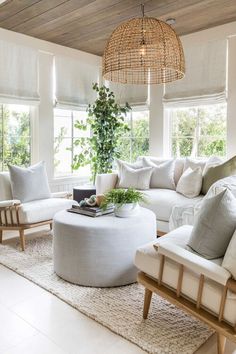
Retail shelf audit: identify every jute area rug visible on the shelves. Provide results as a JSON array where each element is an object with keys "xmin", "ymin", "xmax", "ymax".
[{"xmin": 0, "ymin": 230, "xmax": 213, "ymax": 354}]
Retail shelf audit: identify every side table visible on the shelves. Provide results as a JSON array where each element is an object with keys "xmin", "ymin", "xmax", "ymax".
[{"xmin": 73, "ymin": 185, "xmax": 96, "ymax": 203}]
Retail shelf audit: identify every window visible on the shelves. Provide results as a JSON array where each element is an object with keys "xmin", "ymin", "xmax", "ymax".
[
  {"xmin": 54, "ymin": 108, "xmax": 90, "ymax": 177},
  {"xmin": 117, "ymin": 107, "xmax": 149, "ymax": 162},
  {"xmin": 0, "ymin": 104, "xmax": 31, "ymax": 171},
  {"xmin": 168, "ymin": 103, "xmax": 227, "ymax": 158}
]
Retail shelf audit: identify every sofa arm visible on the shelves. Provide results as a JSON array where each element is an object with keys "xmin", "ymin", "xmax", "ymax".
[
  {"xmin": 0, "ymin": 199, "xmax": 21, "ymax": 207},
  {"xmin": 95, "ymin": 173, "xmax": 118, "ymax": 195},
  {"xmin": 51, "ymin": 191, "xmax": 72, "ymax": 199},
  {"xmin": 157, "ymin": 242, "xmax": 231, "ymax": 286}
]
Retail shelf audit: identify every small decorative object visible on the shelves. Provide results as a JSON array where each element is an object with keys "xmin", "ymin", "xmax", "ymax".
[
  {"xmin": 102, "ymin": 3, "xmax": 185, "ymax": 84},
  {"xmin": 101, "ymin": 188, "xmax": 146, "ymax": 218},
  {"xmin": 79, "ymin": 195, "xmax": 97, "ymax": 207},
  {"xmin": 72, "ymin": 83, "xmax": 131, "ymax": 184},
  {"xmin": 96, "ymin": 194, "xmax": 105, "ymax": 207}
]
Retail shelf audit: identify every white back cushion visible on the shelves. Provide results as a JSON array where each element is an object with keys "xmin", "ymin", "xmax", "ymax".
[
  {"xmin": 222, "ymin": 229, "xmax": 236, "ymax": 279},
  {"xmin": 0, "ymin": 172, "xmax": 13, "ymax": 200},
  {"xmin": 143, "ymin": 158, "xmax": 175, "ymax": 190},
  {"xmin": 184, "ymin": 157, "xmax": 206, "ymax": 172},
  {"xmin": 138, "ymin": 156, "xmax": 184, "ymax": 185},
  {"xmin": 9, "ymin": 161, "xmax": 51, "ymax": 203},
  {"xmin": 117, "ymin": 165, "xmax": 153, "ymax": 190}
]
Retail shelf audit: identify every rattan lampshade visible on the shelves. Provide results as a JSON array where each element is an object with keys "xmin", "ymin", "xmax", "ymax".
[{"xmin": 102, "ymin": 16, "xmax": 185, "ymax": 85}]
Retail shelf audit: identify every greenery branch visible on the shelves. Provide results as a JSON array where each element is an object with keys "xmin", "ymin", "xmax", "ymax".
[{"xmin": 72, "ymin": 83, "xmax": 131, "ymax": 184}]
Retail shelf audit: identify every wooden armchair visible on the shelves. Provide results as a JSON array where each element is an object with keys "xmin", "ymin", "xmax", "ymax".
[
  {"xmin": 0, "ymin": 172, "xmax": 74, "ymax": 251},
  {"xmin": 135, "ymin": 225, "xmax": 236, "ymax": 354}
]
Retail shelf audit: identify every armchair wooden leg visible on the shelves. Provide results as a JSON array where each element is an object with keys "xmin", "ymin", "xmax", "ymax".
[
  {"xmin": 50, "ymin": 222, "xmax": 53, "ymax": 230},
  {"xmin": 217, "ymin": 333, "xmax": 226, "ymax": 354},
  {"xmin": 0, "ymin": 230, "xmax": 2, "ymax": 244},
  {"xmin": 143, "ymin": 288, "xmax": 152, "ymax": 319},
  {"xmin": 19, "ymin": 229, "xmax": 25, "ymax": 251}
]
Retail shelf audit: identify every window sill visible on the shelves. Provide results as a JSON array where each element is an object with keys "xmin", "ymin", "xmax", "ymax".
[{"xmin": 50, "ymin": 175, "xmax": 90, "ymax": 185}]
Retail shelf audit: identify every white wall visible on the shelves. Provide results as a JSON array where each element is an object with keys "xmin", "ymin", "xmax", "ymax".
[
  {"xmin": 149, "ymin": 21, "xmax": 236, "ymax": 158},
  {"xmin": 227, "ymin": 35, "xmax": 236, "ymax": 158},
  {"xmin": 0, "ymin": 27, "xmax": 101, "ymax": 192}
]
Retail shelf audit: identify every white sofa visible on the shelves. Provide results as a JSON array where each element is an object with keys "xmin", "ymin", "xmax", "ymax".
[
  {"xmin": 0, "ymin": 172, "xmax": 76, "ymax": 250},
  {"xmin": 96, "ymin": 157, "xmax": 205, "ymax": 234}
]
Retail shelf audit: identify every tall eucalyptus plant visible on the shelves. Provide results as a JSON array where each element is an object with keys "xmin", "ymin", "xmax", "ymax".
[{"xmin": 72, "ymin": 83, "xmax": 131, "ymax": 184}]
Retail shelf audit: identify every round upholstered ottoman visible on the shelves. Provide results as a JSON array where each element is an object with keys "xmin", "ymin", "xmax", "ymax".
[{"xmin": 53, "ymin": 208, "xmax": 156, "ymax": 287}]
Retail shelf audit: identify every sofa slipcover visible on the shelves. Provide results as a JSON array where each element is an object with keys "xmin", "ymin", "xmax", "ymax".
[{"xmin": 140, "ymin": 189, "xmax": 202, "ymax": 222}]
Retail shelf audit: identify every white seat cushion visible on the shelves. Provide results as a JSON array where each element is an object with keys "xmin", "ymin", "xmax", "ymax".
[
  {"xmin": 134, "ymin": 226, "xmax": 236, "ymax": 325},
  {"xmin": 141, "ymin": 189, "xmax": 203, "ymax": 221},
  {"xmin": 18, "ymin": 198, "xmax": 75, "ymax": 224}
]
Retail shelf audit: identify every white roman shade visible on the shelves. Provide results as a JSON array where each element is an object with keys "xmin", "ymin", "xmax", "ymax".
[
  {"xmin": 55, "ymin": 56, "xmax": 100, "ymax": 108},
  {"xmin": 163, "ymin": 39, "xmax": 227, "ymax": 107},
  {"xmin": 0, "ymin": 40, "xmax": 39, "ymax": 104},
  {"xmin": 107, "ymin": 82, "xmax": 148, "ymax": 106}
]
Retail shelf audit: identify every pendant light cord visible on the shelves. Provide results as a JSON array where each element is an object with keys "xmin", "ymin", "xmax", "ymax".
[{"xmin": 141, "ymin": 3, "xmax": 144, "ymax": 17}]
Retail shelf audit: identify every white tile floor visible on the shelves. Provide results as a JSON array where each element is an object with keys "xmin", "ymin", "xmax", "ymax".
[{"xmin": 0, "ymin": 229, "xmax": 236, "ymax": 354}]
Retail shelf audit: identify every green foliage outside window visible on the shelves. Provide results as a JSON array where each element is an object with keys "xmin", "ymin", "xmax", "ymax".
[
  {"xmin": 117, "ymin": 111, "xmax": 149, "ymax": 162},
  {"xmin": 0, "ymin": 105, "xmax": 31, "ymax": 170},
  {"xmin": 171, "ymin": 104, "xmax": 226, "ymax": 158}
]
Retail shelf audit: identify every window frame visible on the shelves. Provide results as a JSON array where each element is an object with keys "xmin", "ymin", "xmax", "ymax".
[
  {"xmin": 120, "ymin": 104, "xmax": 150, "ymax": 162},
  {"xmin": 0, "ymin": 102, "xmax": 33, "ymax": 171},
  {"xmin": 53, "ymin": 106, "xmax": 89, "ymax": 178},
  {"xmin": 166, "ymin": 102, "xmax": 227, "ymax": 159}
]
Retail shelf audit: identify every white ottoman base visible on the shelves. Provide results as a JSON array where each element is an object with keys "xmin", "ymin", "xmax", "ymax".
[{"xmin": 53, "ymin": 208, "xmax": 156, "ymax": 287}]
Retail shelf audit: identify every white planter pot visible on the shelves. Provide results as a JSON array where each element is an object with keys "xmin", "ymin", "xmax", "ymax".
[{"xmin": 114, "ymin": 203, "xmax": 140, "ymax": 218}]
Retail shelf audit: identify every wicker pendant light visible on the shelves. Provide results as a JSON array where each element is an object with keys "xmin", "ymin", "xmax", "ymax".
[{"xmin": 102, "ymin": 4, "xmax": 185, "ymax": 85}]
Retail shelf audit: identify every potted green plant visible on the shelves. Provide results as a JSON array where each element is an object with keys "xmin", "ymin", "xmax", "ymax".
[
  {"xmin": 101, "ymin": 188, "xmax": 146, "ymax": 217},
  {"xmin": 72, "ymin": 83, "xmax": 131, "ymax": 184}
]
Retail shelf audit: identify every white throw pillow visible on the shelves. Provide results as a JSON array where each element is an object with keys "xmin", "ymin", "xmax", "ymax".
[
  {"xmin": 8, "ymin": 161, "xmax": 51, "ymax": 203},
  {"xmin": 142, "ymin": 158, "xmax": 175, "ymax": 190},
  {"xmin": 176, "ymin": 167, "xmax": 202, "ymax": 198},
  {"xmin": 222, "ymin": 229, "xmax": 236, "ymax": 279},
  {"xmin": 117, "ymin": 165, "xmax": 153, "ymax": 190},
  {"xmin": 183, "ymin": 157, "xmax": 206, "ymax": 172},
  {"xmin": 188, "ymin": 189, "xmax": 236, "ymax": 259}
]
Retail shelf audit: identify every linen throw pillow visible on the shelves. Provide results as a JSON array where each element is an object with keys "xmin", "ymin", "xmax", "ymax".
[
  {"xmin": 188, "ymin": 189, "xmax": 236, "ymax": 259},
  {"xmin": 8, "ymin": 161, "xmax": 51, "ymax": 203},
  {"xmin": 202, "ymin": 155, "xmax": 236, "ymax": 195},
  {"xmin": 222, "ymin": 229, "xmax": 236, "ymax": 279},
  {"xmin": 142, "ymin": 158, "xmax": 175, "ymax": 190},
  {"xmin": 176, "ymin": 167, "xmax": 202, "ymax": 198},
  {"xmin": 117, "ymin": 165, "xmax": 153, "ymax": 190}
]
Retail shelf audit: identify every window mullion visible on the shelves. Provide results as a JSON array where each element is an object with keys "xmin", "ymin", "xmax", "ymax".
[
  {"xmin": 130, "ymin": 111, "xmax": 133, "ymax": 162},
  {"xmin": 1, "ymin": 105, "xmax": 3, "ymax": 171},
  {"xmin": 71, "ymin": 111, "xmax": 74, "ymax": 175}
]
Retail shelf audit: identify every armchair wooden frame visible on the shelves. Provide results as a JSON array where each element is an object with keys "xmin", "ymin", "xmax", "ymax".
[
  {"xmin": 0, "ymin": 193, "xmax": 72, "ymax": 251},
  {"xmin": 138, "ymin": 253, "xmax": 236, "ymax": 354}
]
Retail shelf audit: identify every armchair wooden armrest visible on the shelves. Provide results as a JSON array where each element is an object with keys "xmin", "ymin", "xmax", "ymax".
[
  {"xmin": 157, "ymin": 242, "xmax": 231, "ymax": 286},
  {"xmin": 51, "ymin": 191, "xmax": 72, "ymax": 199},
  {"xmin": 138, "ymin": 241, "xmax": 236, "ymax": 354},
  {"xmin": 0, "ymin": 200, "xmax": 22, "ymax": 227},
  {"xmin": 0, "ymin": 199, "xmax": 21, "ymax": 208}
]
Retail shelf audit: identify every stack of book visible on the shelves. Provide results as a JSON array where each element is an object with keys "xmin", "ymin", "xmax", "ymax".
[{"xmin": 67, "ymin": 204, "xmax": 114, "ymax": 217}]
